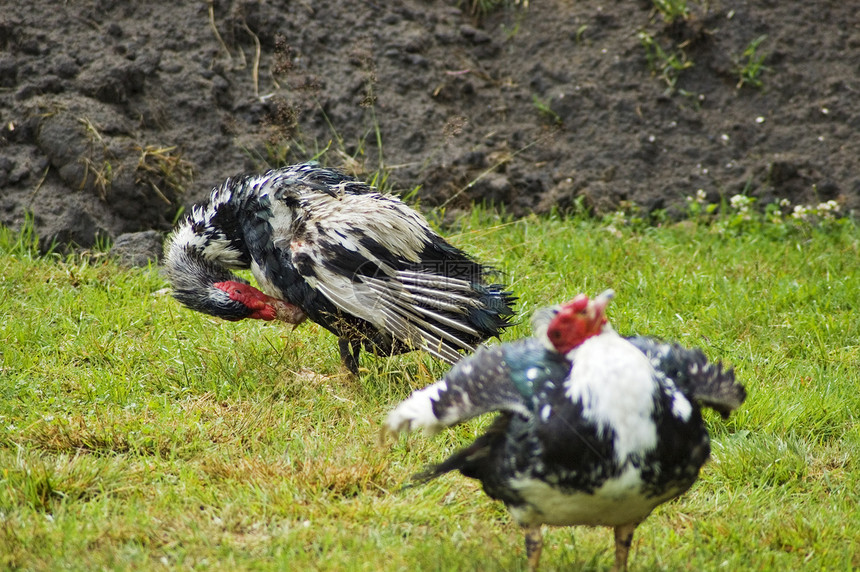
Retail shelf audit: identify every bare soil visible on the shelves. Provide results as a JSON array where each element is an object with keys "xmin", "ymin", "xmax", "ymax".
[{"xmin": 1, "ymin": 0, "xmax": 858, "ymax": 251}]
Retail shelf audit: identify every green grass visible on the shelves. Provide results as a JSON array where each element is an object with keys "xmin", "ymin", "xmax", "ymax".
[
  {"xmin": 735, "ymin": 35, "xmax": 769, "ymax": 90},
  {"xmin": 651, "ymin": 0, "xmax": 690, "ymax": 24},
  {"xmin": 1, "ymin": 211, "xmax": 859, "ymax": 570},
  {"xmin": 638, "ymin": 30, "xmax": 694, "ymax": 93}
]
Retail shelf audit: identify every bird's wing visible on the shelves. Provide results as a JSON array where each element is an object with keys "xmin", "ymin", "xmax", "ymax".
[
  {"xmin": 310, "ymin": 270, "xmax": 476, "ymax": 363},
  {"xmin": 280, "ymin": 189, "xmax": 507, "ymax": 363},
  {"xmin": 296, "ymin": 187, "xmax": 438, "ymax": 267},
  {"xmin": 385, "ymin": 339, "xmax": 570, "ymax": 435},
  {"xmin": 626, "ymin": 336, "xmax": 745, "ymax": 418}
]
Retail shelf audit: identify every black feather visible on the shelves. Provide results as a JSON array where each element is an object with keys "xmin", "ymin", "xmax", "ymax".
[{"xmin": 627, "ymin": 336, "xmax": 745, "ymax": 418}]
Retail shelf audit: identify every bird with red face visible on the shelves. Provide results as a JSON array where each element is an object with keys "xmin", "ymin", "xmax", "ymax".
[
  {"xmin": 386, "ymin": 290, "xmax": 745, "ymax": 571},
  {"xmin": 164, "ymin": 162, "xmax": 515, "ymax": 374}
]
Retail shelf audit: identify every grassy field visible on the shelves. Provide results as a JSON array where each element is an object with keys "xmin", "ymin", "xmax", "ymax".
[{"xmin": 1, "ymin": 210, "xmax": 858, "ymax": 571}]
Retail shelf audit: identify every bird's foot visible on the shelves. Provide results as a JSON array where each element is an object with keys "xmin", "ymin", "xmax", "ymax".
[
  {"xmin": 611, "ymin": 522, "xmax": 638, "ymax": 572},
  {"xmin": 338, "ymin": 339, "xmax": 361, "ymax": 377},
  {"xmin": 524, "ymin": 525, "xmax": 543, "ymax": 572}
]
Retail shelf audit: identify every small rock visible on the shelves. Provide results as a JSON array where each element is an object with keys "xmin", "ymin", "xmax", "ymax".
[
  {"xmin": 53, "ymin": 55, "xmax": 81, "ymax": 79},
  {"xmin": 460, "ymin": 25, "xmax": 491, "ymax": 44},
  {"xmin": 106, "ymin": 22, "xmax": 123, "ymax": 38},
  {"xmin": 0, "ymin": 56, "xmax": 18, "ymax": 87},
  {"xmin": 76, "ymin": 56, "xmax": 146, "ymax": 104},
  {"xmin": 110, "ymin": 230, "xmax": 164, "ymax": 267}
]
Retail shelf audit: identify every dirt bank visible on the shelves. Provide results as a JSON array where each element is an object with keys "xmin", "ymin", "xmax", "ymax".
[{"xmin": 1, "ymin": 0, "xmax": 857, "ymax": 251}]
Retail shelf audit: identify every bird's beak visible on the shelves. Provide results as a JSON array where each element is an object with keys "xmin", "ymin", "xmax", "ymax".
[{"xmin": 593, "ymin": 289, "xmax": 615, "ymax": 314}]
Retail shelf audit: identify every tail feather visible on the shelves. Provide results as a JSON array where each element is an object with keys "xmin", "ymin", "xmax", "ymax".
[
  {"xmin": 375, "ymin": 304, "xmax": 472, "ymax": 363},
  {"xmin": 384, "ymin": 279, "xmax": 485, "ymax": 312},
  {"xmin": 412, "ymin": 414, "xmax": 511, "ymax": 483},
  {"xmin": 471, "ymin": 283, "xmax": 517, "ymax": 334},
  {"xmin": 361, "ymin": 270, "xmax": 514, "ymax": 364},
  {"xmin": 396, "ymin": 270, "xmax": 517, "ymax": 334},
  {"xmin": 396, "ymin": 270, "xmax": 482, "ymax": 294},
  {"xmin": 409, "ymin": 304, "xmax": 482, "ymax": 340},
  {"xmin": 364, "ymin": 276, "xmax": 483, "ymax": 335}
]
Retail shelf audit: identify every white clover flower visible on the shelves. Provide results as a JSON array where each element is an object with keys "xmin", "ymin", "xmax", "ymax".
[
  {"xmin": 779, "ymin": 198, "xmax": 791, "ymax": 207},
  {"xmin": 792, "ymin": 205, "xmax": 810, "ymax": 219},
  {"xmin": 815, "ymin": 200, "xmax": 840, "ymax": 220},
  {"xmin": 730, "ymin": 194, "xmax": 754, "ymax": 211}
]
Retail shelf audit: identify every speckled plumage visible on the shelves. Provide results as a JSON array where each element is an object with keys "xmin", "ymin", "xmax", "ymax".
[
  {"xmin": 164, "ymin": 163, "xmax": 515, "ymax": 372},
  {"xmin": 385, "ymin": 294, "xmax": 745, "ymax": 571}
]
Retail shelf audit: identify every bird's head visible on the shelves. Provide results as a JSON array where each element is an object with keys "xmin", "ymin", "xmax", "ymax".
[
  {"xmin": 212, "ymin": 281, "xmax": 307, "ymax": 324},
  {"xmin": 545, "ymin": 289, "xmax": 614, "ymax": 354}
]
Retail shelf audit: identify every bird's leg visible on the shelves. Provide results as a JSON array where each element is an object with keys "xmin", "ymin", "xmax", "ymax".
[
  {"xmin": 338, "ymin": 338, "xmax": 361, "ymax": 376},
  {"xmin": 524, "ymin": 525, "xmax": 543, "ymax": 572},
  {"xmin": 611, "ymin": 522, "xmax": 638, "ymax": 572},
  {"xmin": 349, "ymin": 340, "xmax": 362, "ymax": 373}
]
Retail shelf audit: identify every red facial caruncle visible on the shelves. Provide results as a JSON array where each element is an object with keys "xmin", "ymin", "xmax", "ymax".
[{"xmin": 546, "ymin": 291, "xmax": 613, "ymax": 354}]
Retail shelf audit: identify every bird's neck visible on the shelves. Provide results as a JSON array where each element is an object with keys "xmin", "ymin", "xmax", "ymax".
[
  {"xmin": 172, "ymin": 186, "xmax": 256, "ymax": 270},
  {"xmin": 164, "ymin": 194, "xmax": 256, "ymax": 320}
]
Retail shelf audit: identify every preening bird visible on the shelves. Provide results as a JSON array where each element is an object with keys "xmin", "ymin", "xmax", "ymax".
[
  {"xmin": 385, "ymin": 290, "xmax": 745, "ymax": 571},
  {"xmin": 164, "ymin": 162, "xmax": 515, "ymax": 374}
]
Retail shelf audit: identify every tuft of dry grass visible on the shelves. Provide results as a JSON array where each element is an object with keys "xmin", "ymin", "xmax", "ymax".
[{"xmin": 201, "ymin": 455, "xmax": 393, "ymax": 499}]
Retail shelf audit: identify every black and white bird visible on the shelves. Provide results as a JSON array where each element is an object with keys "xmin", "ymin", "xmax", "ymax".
[
  {"xmin": 385, "ymin": 290, "xmax": 745, "ymax": 571},
  {"xmin": 164, "ymin": 162, "xmax": 515, "ymax": 374}
]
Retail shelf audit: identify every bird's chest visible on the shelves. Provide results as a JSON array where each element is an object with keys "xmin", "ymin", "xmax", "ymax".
[
  {"xmin": 564, "ymin": 336, "xmax": 662, "ymax": 462},
  {"xmin": 507, "ymin": 465, "xmax": 681, "ymax": 527}
]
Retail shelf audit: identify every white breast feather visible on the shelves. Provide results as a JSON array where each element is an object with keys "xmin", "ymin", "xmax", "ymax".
[
  {"xmin": 564, "ymin": 333, "xmax": 659, "ymax": 462},
  {"xmin": 671, "ymin": 391, "xmax": 693, "ymax": 421}
]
